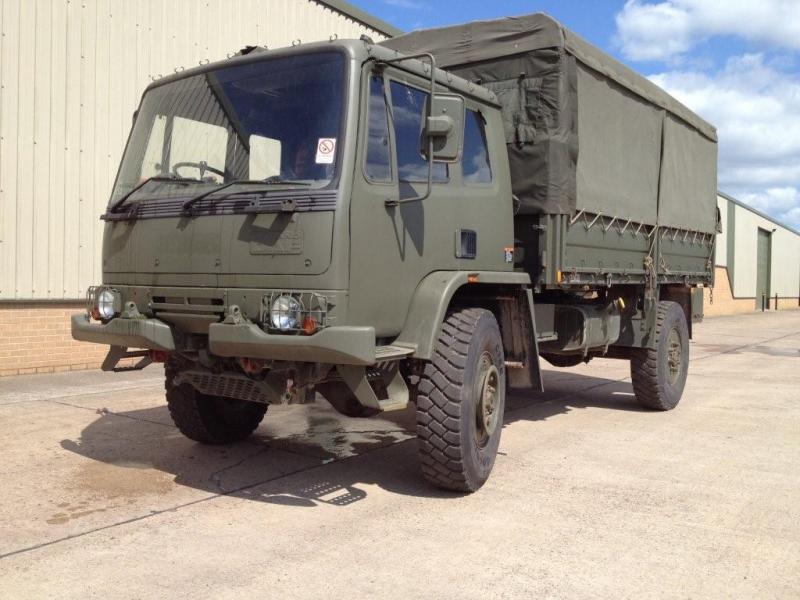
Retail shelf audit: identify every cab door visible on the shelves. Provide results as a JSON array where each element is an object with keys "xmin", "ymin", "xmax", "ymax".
[{"xmin": 348, "ymin": 67, "xmax": 457, "ymax": 337}]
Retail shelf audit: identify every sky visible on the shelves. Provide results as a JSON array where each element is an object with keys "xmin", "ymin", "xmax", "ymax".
[{"xmin": 350, "ymin": 0, "xmax": 800, "ymax": 230}]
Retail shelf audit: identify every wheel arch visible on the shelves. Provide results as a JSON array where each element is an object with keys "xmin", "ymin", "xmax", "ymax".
[{"xmin": 395, "ymin": 271, "xmax": 540, "ymax": 392}]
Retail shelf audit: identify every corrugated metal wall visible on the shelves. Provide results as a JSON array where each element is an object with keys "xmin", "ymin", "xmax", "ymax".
[
  {"xmin": 726, "ymin": 198, "xmax": 800, "ymax": 299},
  {"xmin": 0, "ymin": 0, "xmax": 386, "ymax": 300}
]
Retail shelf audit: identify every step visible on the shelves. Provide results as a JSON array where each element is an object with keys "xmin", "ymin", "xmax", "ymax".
[{"xmin": 374, "ymin": 344, "xmax": 415, "ymax": 362}]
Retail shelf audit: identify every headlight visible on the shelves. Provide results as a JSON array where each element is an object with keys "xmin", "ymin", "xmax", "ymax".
[
  {"xmin": 90, "ymin": 288, "xmax": 120, "ymax": 321},
  {"xmin": 270, "ymin": 295, "xmax": 302, "ymax": 330}
]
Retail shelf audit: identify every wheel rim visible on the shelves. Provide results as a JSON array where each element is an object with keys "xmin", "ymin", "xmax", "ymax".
[
  {"xmin": 666, "ymin": 326, "xmax": 682, "ymax": 385},
  {"xmin": 474, "ymin": 352, "xmax": 500, "ymax": 447}
]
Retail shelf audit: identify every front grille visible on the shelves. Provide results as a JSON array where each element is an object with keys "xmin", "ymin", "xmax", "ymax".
[
  {"xmin": 176, "ymin": 370, "xmax": 268, "ymax": 404},
  {"xmin": 151, "ymin": 295, "xmax": 225, "ymax": 316}
]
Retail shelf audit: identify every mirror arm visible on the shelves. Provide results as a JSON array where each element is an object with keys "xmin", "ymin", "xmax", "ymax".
[
  {"xmin": 386, "ymin": 137, "xmax": 433, "ymax": 208},
  {"xmin": 378, "ymin": 52, "xmax": 437, "ymax": 208}
]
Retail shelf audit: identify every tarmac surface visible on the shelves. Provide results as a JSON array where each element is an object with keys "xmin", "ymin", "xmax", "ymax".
[{"xmin": 1, "ymin": 310, "xmax": 798, "ymax": 598}]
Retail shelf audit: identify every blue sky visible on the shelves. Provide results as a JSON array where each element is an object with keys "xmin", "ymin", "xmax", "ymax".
[{"xmin": 351, "ymin": 0, "xmax": 800, "ymax": 230}]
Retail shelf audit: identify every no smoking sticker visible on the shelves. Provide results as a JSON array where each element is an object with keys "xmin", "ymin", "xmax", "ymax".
[{"xmin": 315, "ymin": 138, "xmax": 336, "ymax": 164}]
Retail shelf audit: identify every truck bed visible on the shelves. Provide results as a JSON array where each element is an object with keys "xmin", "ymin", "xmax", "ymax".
[{"xmin": 516, "ymin": 213, "xmax": 715, "ymax": 289}]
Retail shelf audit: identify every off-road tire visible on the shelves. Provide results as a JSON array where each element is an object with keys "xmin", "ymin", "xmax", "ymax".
[
  {"xmin": 630, "ymin": 301, "xmax": 689, "ymax": 411},
  {"xmin": 165, "ymin": 367, "xmax": 267, "ymax": 444},
  {"xmin": 416, "ymin": 308, "xmax": 506, "ymax": 492},
  {"xmin": 317, "ymin": 381, "xmax": 379, "ymax": 418}
]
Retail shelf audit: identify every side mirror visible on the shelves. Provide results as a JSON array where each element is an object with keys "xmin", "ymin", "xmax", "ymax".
[{"xmin": 423, "ymin": 94, "xmax": 464, "ymax": 163}]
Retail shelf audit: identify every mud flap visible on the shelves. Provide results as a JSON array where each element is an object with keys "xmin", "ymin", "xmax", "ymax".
[
  {"xmin": 504, "ymin": 288, "xmax": 544, "ymax": 393},
  {"xmin": 525, "ymin": 289, "xmax": 545, "ymax": 392}
]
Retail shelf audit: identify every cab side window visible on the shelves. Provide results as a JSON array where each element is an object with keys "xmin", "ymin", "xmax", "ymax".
[
  {"xmin": 462, "ymin": 109, "xmax": 492, "ymax": 184},
  {"xmin": 365, "ymin": 75, "xmax": 392, "ymax": 182},
  {"xmin": 389, "ymin": 81, "xmax": 447, "ymax": 183}
]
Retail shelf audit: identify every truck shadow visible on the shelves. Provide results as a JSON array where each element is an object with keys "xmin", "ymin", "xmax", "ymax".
[{"xmin": 60, "ymin": 369, "xmax": 644, "ymax": 508}]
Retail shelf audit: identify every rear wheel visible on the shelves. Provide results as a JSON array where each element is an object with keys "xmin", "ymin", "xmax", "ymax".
[
  {"xmin": 165, "ymin": 368, "xmax": 267, "ymax": 444},
  {"xmin": 630, "ymin": 301, "xmax": 689, "ymax": 410},
  {"xmin": 416, "ymin": 308, "xmax": 506, "ymax": 492}
]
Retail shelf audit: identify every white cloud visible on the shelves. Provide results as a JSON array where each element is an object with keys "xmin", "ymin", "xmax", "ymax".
[
  {"xmin": 616, "ymin": 0, "xmax": 800, "ymax": 61},
  {"xmin": 649, "ymin": 53, "xmax": 800, "ymax": 229},
  {"xmin": 784, "ymin": 206, "xmax": 800, "ymax": 228},
  {"xmin": 739, "ymin": 188, "xmax": 800, "ymax": 230}
]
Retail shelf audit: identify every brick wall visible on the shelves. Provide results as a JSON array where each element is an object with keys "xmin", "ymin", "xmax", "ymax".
[
  {"xmin": 704, "ymin": 267, "xmax": 799, "ymax": 316},
  {"xmin": 776, "ymin": 296, "xmax": 800, "ymax": 310},
  {"xmin": 0, "ymin": 302, "xmax": 110, "ymax": 377}
]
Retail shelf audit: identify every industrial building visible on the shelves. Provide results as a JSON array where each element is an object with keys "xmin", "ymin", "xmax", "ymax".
[
  {"xmin": 705, "ymin": 193, "xmax": 800, "ymax": 316},
  {"xmin": 0, "ymin": 0, "xmax": 398, "ymax": 376}
]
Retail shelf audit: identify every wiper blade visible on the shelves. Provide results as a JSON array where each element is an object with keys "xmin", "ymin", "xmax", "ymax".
[
  {"xmin": 260, "ymin": 175, "xmax": 312, "ymax": 186},
  {"xmin": 182, "ymin": 179, "xmax": 271, "ymax": 212},
  {"xmin": 109, "ymin": 175, "xmax": 201, "ymax": 213},
  {"xmin": 181, "ymin": 177, "xmax": 312, "ymax": 212}
]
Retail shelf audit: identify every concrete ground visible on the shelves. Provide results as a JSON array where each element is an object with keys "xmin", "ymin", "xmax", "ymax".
[{"xmin": 0, "ymin": 311, "xmax": 798, "ymax": 599}]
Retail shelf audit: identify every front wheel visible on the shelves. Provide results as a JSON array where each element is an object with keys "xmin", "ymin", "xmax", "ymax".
[
  {"xmin": 165, "ymin": 371, "xmax": 267, "ymax": 444},
  {"xmin": 416, "ymin": 308, "xmax": 506, "ymax": 492},
  {"xmin": 630, "ymin": 301, "xmax": 690, "ymax": 410}
]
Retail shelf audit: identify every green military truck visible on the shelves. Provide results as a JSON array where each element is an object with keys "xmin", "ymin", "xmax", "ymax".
[{"xmin": 72, "ymin": 14, "xmax": 717, "ymax": 492}]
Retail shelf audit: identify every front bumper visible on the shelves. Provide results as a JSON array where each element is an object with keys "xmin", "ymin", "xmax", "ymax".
[
  {"xmin": 208, "ymin": 322, "xmax": 375, "ymax": 365},
  {"xmin": 71, "ymin": 313, "xmax": 376, "ymax": 365},
  {"xmin": 71, "ymin": 313, "xmax": 176, "ymax": 351}
]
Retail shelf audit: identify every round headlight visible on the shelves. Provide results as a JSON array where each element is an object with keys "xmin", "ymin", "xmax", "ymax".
[
  {"xmin": 96, "ymin": 289, "xmax": 118, "ymax": 320},
  {"xmin": 270, "ymin": 295, "xmax": 302, "ymax": 330}
]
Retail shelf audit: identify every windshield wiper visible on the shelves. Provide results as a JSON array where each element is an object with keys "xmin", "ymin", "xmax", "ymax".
[
  {"xmin": 181, "ymin": 177, "xmax": 312, "ymax": 212},
  {"xmin": 109, "ymin": 175, "xmax": 201, "ymax": 213},
  {"xmin": 182, "ymin": 179, "xmax": 270, "ymax": 212},
  {"xmin": 260, "ymin": 175, "xmax": 313, "ymax": 186}
]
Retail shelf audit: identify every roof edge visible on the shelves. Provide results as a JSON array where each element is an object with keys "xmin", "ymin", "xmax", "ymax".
[
  {"xmin": 312, "ymin": 0, "xmax": 403, "ymax": 37},
  {"xmin": 718, "ymin": 190, "xmax": 800, "ymax": 236}
]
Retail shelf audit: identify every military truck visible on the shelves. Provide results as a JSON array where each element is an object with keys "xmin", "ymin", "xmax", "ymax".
[{"xmin": 72, "ymin": 14, "xmax": 717, "ymax": 492}]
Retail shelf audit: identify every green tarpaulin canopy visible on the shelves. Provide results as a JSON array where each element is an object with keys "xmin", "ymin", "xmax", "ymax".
[{"xmin": 382, "ymin": 13, "xmax": 718, "ymax": 232}]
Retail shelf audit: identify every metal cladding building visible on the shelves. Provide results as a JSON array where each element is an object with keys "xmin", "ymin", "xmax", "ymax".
[
  {"xmin": 705, "ymin": 192, "xmax": 800, "ymax": 316},
  {"xmin": 0, "ymin": 0, "xmax": 399, "ymax": 376}
]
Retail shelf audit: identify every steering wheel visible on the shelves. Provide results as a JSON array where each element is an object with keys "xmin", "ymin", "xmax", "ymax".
[{"xmin": 172, "ymin": 161, "xmax": 225, "ymax": 179}]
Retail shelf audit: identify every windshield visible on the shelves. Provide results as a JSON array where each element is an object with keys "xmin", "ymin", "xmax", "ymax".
[{"xmin": 109, "ymin": 51, "xmax": 346, "ymax": 206}]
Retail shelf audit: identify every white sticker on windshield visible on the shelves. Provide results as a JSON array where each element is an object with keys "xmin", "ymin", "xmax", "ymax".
[{"xmin": 315, "ymin": 138, "xmax": 336, "ymax": 164}]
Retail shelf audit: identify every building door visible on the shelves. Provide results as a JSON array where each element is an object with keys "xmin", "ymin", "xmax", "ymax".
[{"xmin": 755, "ymin": 228, "xmax": 771, "ymax": 309}]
